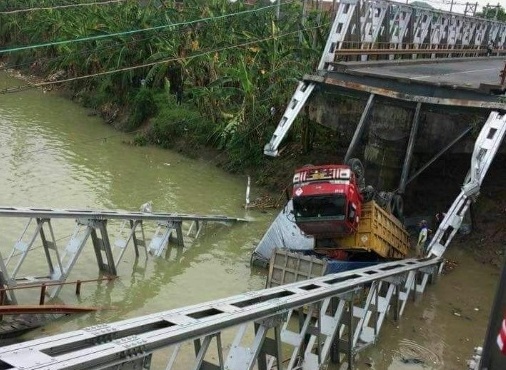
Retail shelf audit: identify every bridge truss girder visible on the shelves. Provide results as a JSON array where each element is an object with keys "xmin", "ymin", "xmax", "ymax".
[
  {"xmin": 336, "ymin": 0, "xmax": 506, "ymax": 55},
  {"xmin": 263, "ymin": 0, "xmax": 506, "ymax": 156},
  {"xmin": 0, "ymin": 256, "xmax": 443, "ymax": 370},
  {"xmin": 427, "ymin": 111, "xmax": 506, "ymax": 258},
  {"xmin": 0, "ymin": 208, "xmax": 243, "ymax": 303}
]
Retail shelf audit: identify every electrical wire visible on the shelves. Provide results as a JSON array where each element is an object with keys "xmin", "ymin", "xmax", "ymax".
[
  {"xmin": 0, "ymin": 1, "xmax": 293, "ymax": 72},
  {"xmin": 0, "ymin": 30, "xmax": 170, "ymax": 72},
  {"xmin": 0, "ymin": 22, "xmax": 329, "ymax": 94},
  {"xmin": 0, "ymin": 0, "xmax": 126, "ymax": 14},
  {"xmin": 1, "ymin": 2, "xmax": 314, "ymax": 77},
  {"xmin": 0, "ymin": 2, "xmax": 292, "ymax": 55}
]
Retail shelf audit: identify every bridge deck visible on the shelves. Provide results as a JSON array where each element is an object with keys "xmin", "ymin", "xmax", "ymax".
[
  {"xmin": 335, "ymin": 57, "xmax": 506, "ymax": 93},
  {"xmin": 0, "ymin": 257, "xmax": 443, "ymax": 370}
]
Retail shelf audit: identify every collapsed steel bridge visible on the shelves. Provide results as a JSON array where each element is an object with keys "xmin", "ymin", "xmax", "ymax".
[
  {"xmin": 0, "ymin": 207, "xmax": 246, "ymax": 303},
  {"xmin": 0, "ymin": 110, "xmax": 504, "ymax": 369},
  {"xmin": 0, "ymin": 256, "xmax": 442, "ymax": 369}
]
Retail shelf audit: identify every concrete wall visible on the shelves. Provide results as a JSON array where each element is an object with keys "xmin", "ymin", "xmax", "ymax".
[{"xmin": 306, "ymin": 90, "xmax": 490, "ymax": 190}]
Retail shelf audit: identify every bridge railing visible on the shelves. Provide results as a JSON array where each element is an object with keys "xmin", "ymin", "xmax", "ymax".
[
  {"xmin": 0, "ymin": 207, "xmax": 246, "ymax": 304},
  {"xmin": 0, "ymin": 256, "xmax": 443, "ymax": 370},
  {"xmin": 332, "ymin": 41, "xmax": 505, "ymax": 60}
]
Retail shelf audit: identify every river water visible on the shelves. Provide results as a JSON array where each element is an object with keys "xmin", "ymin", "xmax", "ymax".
[{"xmin": 0, "ymin": 70, "xmax": 500, "ymax": 369}]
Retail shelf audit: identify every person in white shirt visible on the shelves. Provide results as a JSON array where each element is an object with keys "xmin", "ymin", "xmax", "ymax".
[{"xmin": 416, "ymin": 220, "xmax": 429, "ymax": 258}]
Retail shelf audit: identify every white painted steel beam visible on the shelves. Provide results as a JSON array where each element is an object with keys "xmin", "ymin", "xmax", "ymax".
[
  {"xmin": 0, "ymin": 208, "xmax": 245, "ymax": 302},
  {"xmin": 427, "ymin": 112, "xmax": 506, "ymax": 258},
  {"xmin": 0, "ymin": 207, "xmax": 246, "ymax": 223},
  {"xmin": 0, "ymin": 257, "xmax": 442, "ymax": 369},
  {"xmin": 264, "ymin": 0, "xmax": 359, "ymax": 156}
]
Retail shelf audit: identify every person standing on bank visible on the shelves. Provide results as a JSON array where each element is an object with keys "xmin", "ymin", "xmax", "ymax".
[{"xmin": 416, "ymin": 220, "xmax": 429, "ymax": 258}]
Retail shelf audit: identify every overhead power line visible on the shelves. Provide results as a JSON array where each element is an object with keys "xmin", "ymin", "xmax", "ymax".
[
  {"xmin": 0, "ymin": 22, "xmax": 328, "ymax": 94},
  {"xmin": 0, "ymin": 2, "xmax": 292, "ymax": 55},
  {"xmin": 0, "ymin": 0, "xmax": 127, "ymax": 14}
]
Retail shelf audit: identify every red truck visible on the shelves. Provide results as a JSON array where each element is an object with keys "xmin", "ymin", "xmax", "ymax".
[
  {"xmin": 291, "ymin": 160, "xmax": 408, "ymax": 260},
  {"xmin": 292, "ymin": 164, "xmax": 363, "ymax": 239}
]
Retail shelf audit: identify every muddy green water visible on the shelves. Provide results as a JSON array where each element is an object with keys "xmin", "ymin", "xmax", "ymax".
[{"xmin": 0, "ymin": 71, "xmax": 499, "ymax": 369}]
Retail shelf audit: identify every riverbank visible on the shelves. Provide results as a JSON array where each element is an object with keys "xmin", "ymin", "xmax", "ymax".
[
  {"xmin": 3, "ymin": 65, "xmax": 504, "ymax": 271},
  {"xmin": 184, "ymin": 127, "xmax": 506, "ymax": 271}
]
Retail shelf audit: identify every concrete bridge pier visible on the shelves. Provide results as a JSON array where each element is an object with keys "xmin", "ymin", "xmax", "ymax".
[
  {"xmin": 363, "ymin": 102, "xmax": 413, "ymax": 192},
  {"xmin": 307, "ymin": 87, "xmax": 493, "ymax": 204},
  {"xmin": 307, "ymin": 92, "xmax": 416, "ymax": 192}
]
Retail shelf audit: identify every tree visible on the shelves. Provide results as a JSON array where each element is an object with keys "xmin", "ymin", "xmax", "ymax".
[{"xmin": 476, "ymin": 5, "xmax": 506, "ymax": 21}]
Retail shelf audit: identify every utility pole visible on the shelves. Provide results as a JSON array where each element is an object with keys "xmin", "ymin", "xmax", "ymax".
[
  {"xmin": 464, "ymin": 2, "xmax": 478, "ymax": 16},
  {"xmin": 483, "ymin": 3, "xmax": 500, "ymax": 20}
]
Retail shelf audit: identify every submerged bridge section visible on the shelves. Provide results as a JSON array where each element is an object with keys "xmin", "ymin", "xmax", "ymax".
[
  {"xmin": 0, "ymin": 206, "xmax": 246, "ymax": 304},
  {"xmin": 0, "ymin": 257, "xmax": 443, "ymax": 370},
  {"xmin": 0, "ymin": 112, "xmax": 503, "ymax": 369}
]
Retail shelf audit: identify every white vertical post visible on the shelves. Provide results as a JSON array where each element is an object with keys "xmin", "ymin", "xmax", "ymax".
[{"xmin": 245, "ymin": 176, "xmax": 251, "ymax": 209}]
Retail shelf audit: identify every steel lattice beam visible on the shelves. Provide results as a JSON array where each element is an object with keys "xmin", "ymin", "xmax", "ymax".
[
  {"xmin": 0, "ymin": 208, "xmax": 246, "ymax": 302},
  {"xmin": 0, "ymin": 256, "xmax": 443, "ymax": 370}
]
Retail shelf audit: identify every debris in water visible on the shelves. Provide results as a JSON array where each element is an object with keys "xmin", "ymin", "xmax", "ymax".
[{"xmin": 401, "ymin": 357, "xmax": 425, "ymax": 365}]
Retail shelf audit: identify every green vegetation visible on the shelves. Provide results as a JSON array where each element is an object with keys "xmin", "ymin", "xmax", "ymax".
[
  {"xmin": 476, "ymin": 5, "xmax": 506, "ymax": 21},
  {"xmin": 0, "ymin": 0, "xmax": 329, "ymax": 174}
]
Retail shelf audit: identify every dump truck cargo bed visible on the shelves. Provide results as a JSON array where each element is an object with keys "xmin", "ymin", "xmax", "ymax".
[
  {"xmin": 266, "ymin": 249, "xmax": 381, "ymax": 287},
  {"xmin": 316, "ymin": 201, "xmax": 410, "ymax": 259}
]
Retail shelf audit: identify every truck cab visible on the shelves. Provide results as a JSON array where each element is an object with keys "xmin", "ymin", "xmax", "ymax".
[{"xmin": 292, "ymin": 164, "xmax": 363, "ymax": 238}]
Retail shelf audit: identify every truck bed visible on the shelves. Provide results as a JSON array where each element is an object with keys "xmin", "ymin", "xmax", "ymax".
[{"xmin": 316, "ymin": 201, "xmax": 410, "ymax": 259}]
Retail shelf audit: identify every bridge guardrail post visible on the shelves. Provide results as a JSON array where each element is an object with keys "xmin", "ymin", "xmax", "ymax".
[
  {"xmin": 500, "ymin": 61, "xmax": 506, "ymax": 85},
  {"xmin": 39, "ymin": 283, "xmax": 46, "ymax": 305}
]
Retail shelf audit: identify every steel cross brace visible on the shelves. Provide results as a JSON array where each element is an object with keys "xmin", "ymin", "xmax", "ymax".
[
  {"xmin": 113, "ymin": 219, "xmax": 148, "ymax": 269},
  {"xmin": 224, "ymin": 313, "xmax": 286, "ymax": 370},
  {"xmin": 428, "ymin": 112, "xmax": 506, "ymax": 258},
  {"xmin": 0, "ymin": 258, "xmax": 444, "ymax": 370}
]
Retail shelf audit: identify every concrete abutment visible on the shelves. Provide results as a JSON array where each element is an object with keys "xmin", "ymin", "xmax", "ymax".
[{"xmin": 307, "ymin": 90, "xmax": 489, "ymax": 191}]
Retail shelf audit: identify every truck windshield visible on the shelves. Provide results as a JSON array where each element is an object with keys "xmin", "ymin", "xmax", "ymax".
[{"xmin": 293, "ymin": 195, "xmax": 347, "ymax": 219}]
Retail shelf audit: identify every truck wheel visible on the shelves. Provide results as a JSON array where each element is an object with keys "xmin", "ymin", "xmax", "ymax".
[
  {"xmin": 392, "ymin": 194, "xmax": 404, "ymax": 219},
  {"xmin": 346, "ymin": 158, "xmax": 364, "ymax": 181},
  {"xmin": 376, "ymin": 191, "xmax": 394, "ymax": 213},
  {"xmin": 362, "ymin": 185, "xmax": 375, "ymax": 202}
]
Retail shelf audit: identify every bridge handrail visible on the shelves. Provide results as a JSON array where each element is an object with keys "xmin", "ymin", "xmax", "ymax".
[
  {"xmin": 0, "ymin": 206, "xmax": 247, "ymax": 223},
  {"xmin": 0, "ymin": 256, "xmax": 442, "ymax": 369}
]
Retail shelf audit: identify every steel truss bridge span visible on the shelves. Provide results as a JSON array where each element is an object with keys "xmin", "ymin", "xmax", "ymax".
[
  {"xmin": 0, "ymin": 256, "xmax": 442, "ymax": 370},
  {"xmin": 0, "ymin": 207, "xmax": 246, "ymax": 304},
  {"xmin": 264, "ymin": 0, "xmax": 506, "ymax": 156}
]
